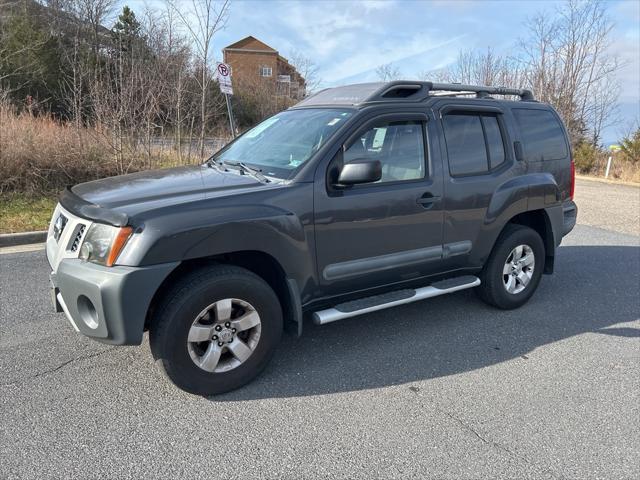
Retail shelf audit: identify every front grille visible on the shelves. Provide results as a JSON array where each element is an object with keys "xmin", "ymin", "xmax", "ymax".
[
  {"xmin": 47, "ymin": 204, "xmax": 94, "ymax": 274},
  {"xmin": 69, "ymin": 224, "xmax": 86, "ymax": 252}
]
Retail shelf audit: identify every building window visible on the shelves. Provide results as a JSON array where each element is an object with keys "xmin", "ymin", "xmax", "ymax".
[
  {"xmin": 277, "ymin": 75, "xmax": 291, "ymax": 83},
  {"xmin": 259, "ymin": 66, "xmax": 272, "ymax": 77}
]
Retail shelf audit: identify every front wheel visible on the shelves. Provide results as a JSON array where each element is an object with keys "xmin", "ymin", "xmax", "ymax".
[
  {"xmin": 476, "ymin": 224, "xmax": 545, "ymax": 309},
  {"xmin": 150, "ymin": 264, "xmax": 282, "ymax": 396}
]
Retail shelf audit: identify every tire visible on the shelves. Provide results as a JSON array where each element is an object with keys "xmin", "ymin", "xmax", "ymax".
[
  {"xmin": 476, "ymin": 224, "xmax": 545, "ymax": 310},
  {"xmin": 149, "ymin": 264, "xmax": 282, "ymax": 396}
]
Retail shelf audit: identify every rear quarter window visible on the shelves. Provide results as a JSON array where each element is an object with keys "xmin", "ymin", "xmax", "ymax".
[{"xmin": 513, "ymin": 108, "xmax": 568, "ymax": 161}]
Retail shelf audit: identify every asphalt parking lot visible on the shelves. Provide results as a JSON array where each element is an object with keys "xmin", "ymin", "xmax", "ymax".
[{"xmin": 1, "ymin": 178, "xmax": 639, "ymax": 479}]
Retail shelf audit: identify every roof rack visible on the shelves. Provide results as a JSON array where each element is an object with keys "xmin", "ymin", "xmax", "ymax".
[
  {"xmin": 367, "ymin": 81, "xmax": 534, "ymax": 103},
  {"xmin": 296, "ymin": 81, "xmax": 534, "ymax": 107}
]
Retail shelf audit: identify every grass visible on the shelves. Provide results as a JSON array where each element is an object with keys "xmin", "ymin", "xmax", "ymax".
[{"xmin": 0, "ymin": 194, "xmax": 57, "ymax": 234}]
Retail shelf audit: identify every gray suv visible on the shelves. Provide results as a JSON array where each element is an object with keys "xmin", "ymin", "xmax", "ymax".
[{"xmin": 46, "ymin": 81, "xmax": 578, "ymax": 395}]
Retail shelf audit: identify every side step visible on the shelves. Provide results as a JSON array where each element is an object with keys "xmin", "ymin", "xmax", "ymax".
[{"xmin": 313, "ymin": 275, "xmax": 480, "ymax": 325}]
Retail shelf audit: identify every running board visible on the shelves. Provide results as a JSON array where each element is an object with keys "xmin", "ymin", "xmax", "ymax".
[{"xmin": 313, "ymin": 275, "xmax": 480, "ymax": 325}]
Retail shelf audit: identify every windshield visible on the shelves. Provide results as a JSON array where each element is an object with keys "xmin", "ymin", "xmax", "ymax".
[{"xmin": 214, "ymin": 108, "xmax": 353, "ymax": 178}]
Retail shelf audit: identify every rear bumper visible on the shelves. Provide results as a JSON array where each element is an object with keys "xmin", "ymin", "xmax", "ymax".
[
  {"xmin": 562, "ymin": 201, "xmax": 578, "ymax": 236},
  {"xmin": 50, "ymin": 259, "xmax": 178, "ymax": 345}
]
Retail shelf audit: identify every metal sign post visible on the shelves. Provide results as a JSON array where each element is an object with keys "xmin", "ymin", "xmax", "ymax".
[
  {"xmin": 606, "ymin": 144, "xmax": 621, "ymax": 179},
  {"xmin": 224, "ymin": 93, "xmax": 236, "ymax": 138},
  {"xmin": 216, "ymin": 62, "xmax": 236, "ymax": 138}
]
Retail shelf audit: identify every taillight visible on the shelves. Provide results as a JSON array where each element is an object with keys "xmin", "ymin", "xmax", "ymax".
[{"xmin": 569, "ymin": 158, "xmax": 575, "ymax": 200}]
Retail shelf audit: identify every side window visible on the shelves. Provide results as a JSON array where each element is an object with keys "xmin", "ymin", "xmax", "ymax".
[
  {"xmin": 442, "ymin": 114, "xmax": 487, "ymax": 176},
  {"xmin": 344, "ymin": 121, "xmax": 426, "ymax": 183},
  {"xmin": 442, "ymin": 113, "xmax": 506, "ymax": 176},
  {"xmin": 513, "ymin": 109, "xmax": 568, "ymax": 161},
  {"xmin": 483, "ymin": 116, "xmax": 505, "ymax": 169}
]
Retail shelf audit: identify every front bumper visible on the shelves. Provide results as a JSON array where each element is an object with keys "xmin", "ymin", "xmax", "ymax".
[{"xmin": 50, "ymin": 259, "xmax": 178, "ymax": 345}]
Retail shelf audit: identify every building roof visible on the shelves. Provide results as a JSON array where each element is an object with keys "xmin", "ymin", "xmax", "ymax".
[{"xmin": 223, "ymin": 36, "xmax": 277, "ymax": 53}]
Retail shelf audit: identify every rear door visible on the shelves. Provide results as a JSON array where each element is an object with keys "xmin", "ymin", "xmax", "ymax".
[
  {"xmin": 434, "ymin": 101, "xmax": 519, "ymax": 270},
  {"xmin": 313, "ymin": 110, "xmax": 445, "ymax": 297}
]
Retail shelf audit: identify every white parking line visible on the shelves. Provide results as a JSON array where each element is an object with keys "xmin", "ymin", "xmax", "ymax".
[{"xmin": 0, "ymin": 243, "xmax": 46, "ymax": 255}]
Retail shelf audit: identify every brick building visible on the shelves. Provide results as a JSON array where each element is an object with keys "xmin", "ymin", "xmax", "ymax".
[{"xmin": 222, "ymin": 36, "xmax": 306, "ymax": 100}]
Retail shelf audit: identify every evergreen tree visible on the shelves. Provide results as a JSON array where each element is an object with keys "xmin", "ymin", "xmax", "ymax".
[
  {"xmin": 111, "ymin": 6, "xmax": 142, "ymax": 55},
  {"xmin": 0, "ymin": 7, "xmax": 66, "ymax": 114}
]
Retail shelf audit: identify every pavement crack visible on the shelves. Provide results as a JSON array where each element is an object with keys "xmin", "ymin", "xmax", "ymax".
[
  {"xmin": 435, "ymin": 406, "xmax": 566, "ymax": 480},
  {"xmin": 3, "ymin": 348, "xmax": 115, "ymax": 387}
]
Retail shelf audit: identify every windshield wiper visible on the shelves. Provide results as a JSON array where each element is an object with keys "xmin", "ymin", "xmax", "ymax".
[{"xmin": 220, "ymin": 160, "xmax": 270, "ymax": 183}]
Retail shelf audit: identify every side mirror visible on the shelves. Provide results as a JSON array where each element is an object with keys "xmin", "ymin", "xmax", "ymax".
[
  {"xmin": 514, "ymin": 141, "xmax": 525, "ymax": 162},
  {"xmin": 336, "ymin": 159, "xmax": 382, "ymax": 186}
]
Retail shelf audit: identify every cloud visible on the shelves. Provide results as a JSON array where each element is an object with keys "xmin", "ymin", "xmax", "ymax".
[
  {"xmin": 326, "ymin": 34, "xmax": 467, "ymax": 83},
  {"xmin": 125, "ymin": 0, "xmax": 638, "ymax": 138}
]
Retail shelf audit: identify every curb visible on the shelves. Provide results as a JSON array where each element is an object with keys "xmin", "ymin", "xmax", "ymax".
[{"xmin": 0, "ymin": 231, "xmax": 47, "ymax": 247}]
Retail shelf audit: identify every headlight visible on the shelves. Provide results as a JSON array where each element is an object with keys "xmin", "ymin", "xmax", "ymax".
[{"xmin": 79, "ymin": 224, "xmax": 133, "ymax": 266}]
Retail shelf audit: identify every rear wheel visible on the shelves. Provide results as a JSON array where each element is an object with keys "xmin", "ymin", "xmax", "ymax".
[
  {"xmin": 476, "ymin": 224, "xmax": 545, "ymax": 309},
  {"xmin": 150, "ymin": 264, "xmax": 282, "ymax": 395}
]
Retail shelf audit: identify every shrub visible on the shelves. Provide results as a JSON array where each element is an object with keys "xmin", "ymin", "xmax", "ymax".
[
  {"xmin": 619, "ymin": 129, "xmax": 640, "ymax": 165},
  {"xmin": 573, "ymin": 141, "xmax": 600, "ymax": 173}
]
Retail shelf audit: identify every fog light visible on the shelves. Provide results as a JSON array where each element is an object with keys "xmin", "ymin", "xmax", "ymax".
[{"xmin": 77, "ymin": 295, "xmax": 99, "ymax": 329}]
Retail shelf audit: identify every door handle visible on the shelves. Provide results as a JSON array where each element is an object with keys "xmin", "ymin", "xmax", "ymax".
[{"xmin": 417, "ymin": 193, "xmax": 441, "ymax": 208}]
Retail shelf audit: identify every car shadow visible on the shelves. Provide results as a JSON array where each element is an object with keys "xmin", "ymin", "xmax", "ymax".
[{"xmin": 212, "ymin": 245, "xmax": 640, "ymax": 401}]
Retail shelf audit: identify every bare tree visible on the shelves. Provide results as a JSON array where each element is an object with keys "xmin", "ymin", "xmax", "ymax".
[
  {"xmin": 520, "ymin": 0, "xmax": 620, "ymax": 144},
  {"xmin": 438, "ymin": 48, "xmax": 524, "ymax": 87},
  {"xmin": 423, "ymin": 0, "xmax": 620, "ymax": 145},
  {"xmin": 375, "ymin": 63, "xmax": 402, "ymax": 82},
  {"xmin": 288, "ymin": 50, "xmax": 321, "ymax": 94},
  {"xmin": 148, "ymin": 5, "xmax": 195, "ymax": 162},
  {"xmin": 167, "ymin": 0, "xmax": 230, "ymax": 158},
  {"xmin": 75, "ymin": 0, "xmax": 116, "ymax": 75}
]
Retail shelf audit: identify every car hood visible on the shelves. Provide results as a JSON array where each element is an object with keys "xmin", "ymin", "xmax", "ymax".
[{"xmin": 71, "ymin": 165, "xmax": 271, "ymax": 216}]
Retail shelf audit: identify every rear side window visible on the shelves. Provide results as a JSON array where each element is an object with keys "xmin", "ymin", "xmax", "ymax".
[
  {"xmin": 513, "ymin": 109, "xmax": 568, "ymax": 161},
  {"xmin": 442, "ymin": 113, "xmax": 506, "ymax": 176}
]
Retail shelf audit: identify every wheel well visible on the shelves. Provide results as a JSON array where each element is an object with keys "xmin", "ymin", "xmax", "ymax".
[
  {"xmin": 507, "ymin": 209, "xmax": 555, "ymax": 274},
  {"xmin": 144, "ymin": 251, "xmax": 295, "ymax": 331}
]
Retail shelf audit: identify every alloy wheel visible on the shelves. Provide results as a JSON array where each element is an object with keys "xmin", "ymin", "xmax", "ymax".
[
  {"xmin": 502, "ymin": 244, "xmax": 535, "ymax": 294},
  {"xmin": 187, "ymin": 298, "xmax": 261, "ymax": 373}
]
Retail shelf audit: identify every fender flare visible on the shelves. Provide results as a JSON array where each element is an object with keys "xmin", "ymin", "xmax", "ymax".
[{"xmin": 472, "ymin": 173, "xmax": 562, "ymax": 267}]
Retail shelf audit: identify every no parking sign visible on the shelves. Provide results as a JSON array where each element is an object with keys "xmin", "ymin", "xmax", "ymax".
[{"xmin": 216, "ymin": 62, "xmax": 233, "ymax": 95}]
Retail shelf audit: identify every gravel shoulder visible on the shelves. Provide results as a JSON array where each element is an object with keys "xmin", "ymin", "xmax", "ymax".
[{"xmin": 574, "ymin": 177, "xmax": 640, "ymax": 236}]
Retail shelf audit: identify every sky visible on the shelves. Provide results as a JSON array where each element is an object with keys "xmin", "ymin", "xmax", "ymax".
[{"xmin": 126, "ymin": 0, "xmax": 639, "ymax": 144}]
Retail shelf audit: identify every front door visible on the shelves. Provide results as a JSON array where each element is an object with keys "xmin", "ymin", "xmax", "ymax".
[{"xmin": 314, "ymin": 112, "xmax": 444, "ymax": 296}]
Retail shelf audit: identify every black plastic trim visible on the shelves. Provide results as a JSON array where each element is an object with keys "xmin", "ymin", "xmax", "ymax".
[
  {"xmin": 285, "ymin": 277, "xmax": 304, "ymax": 337},
  {"xmin": 60, "ymin": 187, "xmax": 129, "ymax": 227},
  {"xmin": 323, "ymin": 245, "xmax": 443, "ymax": 281}
]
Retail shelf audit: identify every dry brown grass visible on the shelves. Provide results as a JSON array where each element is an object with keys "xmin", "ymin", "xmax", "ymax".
[
  {"xmin": 0, "ymin": 104, "xmax": 204, "ymax": 195},
  {"xmin": 0, "ymin": 105, "xmax": 117, "ymax": 194},
  {"xmin": 579, "ymin": 153, "xmax": 640, "ymax": 183}
]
